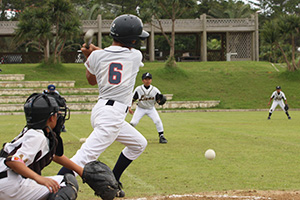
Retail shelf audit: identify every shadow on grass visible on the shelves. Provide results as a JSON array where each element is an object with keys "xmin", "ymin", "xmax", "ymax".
[
  {"xmin": 278, "ymin": 70, "xmax": 300, "ymax": 81},
  {"xmin": 156, "ymin": 66, "xmax": 189, "ymax": 80}
]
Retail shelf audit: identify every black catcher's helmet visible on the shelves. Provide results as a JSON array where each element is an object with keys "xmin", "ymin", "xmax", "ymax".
[
  {"xmin": 110, "ymin": 14, "xmax": 149, "ymax": 47},
  {"xmin": 24, "ymin": 93, "xmax": 59, "ymax": 129}
]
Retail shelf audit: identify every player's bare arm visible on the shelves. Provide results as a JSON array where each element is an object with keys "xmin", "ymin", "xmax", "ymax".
[
  {"xmin": 268, "ymin": 97, "xmax": 273, "ymax": 106},
  {"xmin": 86, "ymin": 69, "xmax": 97, "ymax": 86},
  {"xmin": 6, "ymin": 161, "xmax": 60, "ymax": 193},
  {"xmin": 128, "ymin": 107, "xmax": 134, "ymax": 114},
  {"xmin": 129, "ymin": 91, "xmax": 139, "ymax": 115},
  {"xmin": 53, "ymin": 155, "xmax": 83, "ymax": 177}
]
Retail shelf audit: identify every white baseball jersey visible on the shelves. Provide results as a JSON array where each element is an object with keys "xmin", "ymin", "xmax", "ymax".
[
  {"xmin": 133, "ymin": 85, "xmax": 161, "ymax": 109},
  {"xmin": 0, "ymin": 128, "xmax": 49, "ymax": 173},
  {"xmin": 0, "ymin": 128, "xmax": 65, "ymax": 200},
  {"xmin": 271, "ymin": 91, "xmax": 286, "ymax": 101},
  {"xmin": 85, "ymin": 45, "xmax": 144, "ymax": 106},
  {"xmin": 71, "ymin": 45, "xmax": 147, "ymax": 169}
]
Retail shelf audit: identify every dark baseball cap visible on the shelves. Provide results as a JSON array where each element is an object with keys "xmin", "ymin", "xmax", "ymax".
[
  {"xmin": 276, "ymin": 86, "xmax": 281, "ymax": 89},
  {"xmin": 142, "ymin": 72, "xmax": 152, "ymax": 80},
  {"xmin": 48, "ymin": 84, "xmax": 56, "ymax": 91}
]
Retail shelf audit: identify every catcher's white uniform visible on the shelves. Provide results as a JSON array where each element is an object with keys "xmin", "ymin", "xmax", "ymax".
[
  {"xmin": 71, "ymin": 45, "xmax": 147, "ymax": 168},
  {"xmin": 269, "ymin": 91, "xmax": 286, "ymax": 113},
  {"xmin": 130, "ymin": 85, "xmax": 164, "ymax": 133},
  {"xmin": 0, "ymin": 129, "xmax": 64, "ymax": 200}
]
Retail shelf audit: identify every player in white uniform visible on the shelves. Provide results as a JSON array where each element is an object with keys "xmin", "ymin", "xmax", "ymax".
[
  {"xmin": 0, "ymin": 93, "xmax": 82, "ymax": 200},
  {"xmin": 267, "ymin": 86, "xmax": 291, "ymax": 120},
  {"xmin": 58, "ymin": 14, "xmax": 149, "ymax": 197},
  {"xmin": 129, "ymin": 72, "xmax": 168, "ymax": 143}
]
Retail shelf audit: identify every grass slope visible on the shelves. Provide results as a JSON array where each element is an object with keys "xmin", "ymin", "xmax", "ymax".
[
  {"xmin": 0, "ymin": 111, "xmax": 299, "ymax": 199},
  {"xmin": 1, "ymin": 61, "xmax": 300, "ymax": 109}
]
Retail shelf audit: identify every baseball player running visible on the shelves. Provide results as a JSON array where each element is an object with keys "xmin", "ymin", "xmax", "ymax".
[
  {"xmin": 267, "ymin": 86, "xmax": 291, "ymax": 120},
  {"xmin": 58, "ymin": 14, "xmax": 149, "ymax": 197},
  {"xmin": 129, "ymin": 72, "xmax": 168, "ymax": 143},
  {"xmin": 0, "ymin": 93, "xmax": 82, "ymax": 200}
]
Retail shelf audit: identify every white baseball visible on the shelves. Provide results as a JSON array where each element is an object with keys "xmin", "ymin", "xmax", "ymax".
[
  {"xmin": 205, "ymin": 149, "xmax": 216, "ymax": 160},
  {"xmin": 79, "ymin": 138, "xmax": 87, "ymax": 143}
]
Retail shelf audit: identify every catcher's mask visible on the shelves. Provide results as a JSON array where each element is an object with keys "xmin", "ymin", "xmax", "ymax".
[{"xmin": 44, "ymin": 91, "xmax": 70, "ymax": 135}]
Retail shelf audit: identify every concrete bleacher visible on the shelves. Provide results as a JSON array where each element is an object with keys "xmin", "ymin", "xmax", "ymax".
[
  {"xmin": 0, "ymin": 74, "xmax": 220, "ymax": 113},
  {"xmin": 0, "ymin": 81, "xmax": 75, "ymax": 88},
  {"xmin": 0, "ymin": 88, "xmax": 98, "ymax": 95},
  {"xmin": 0, "ymin": 74, "xmax": 25, "ymax": 81}
]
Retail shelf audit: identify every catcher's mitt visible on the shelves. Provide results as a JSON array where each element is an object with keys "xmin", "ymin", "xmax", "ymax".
[
  {"xmin": 156, "ymin": 94, "xmax": 167, "ymax": 105},
  {"xmin": 284, "ymin": 104, "xmax": 289, "ymax": 111},
  {"xmin": 82, "ymin": 161, "xmax": 119, "ymax": 200}
]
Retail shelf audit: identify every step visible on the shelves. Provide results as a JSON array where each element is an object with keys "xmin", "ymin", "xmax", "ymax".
[
  {"xmin": 0, "ymin": 81, "xmax": 75, "ymax": 88},
  {"xmin": 157, "ymin": 101, "xmax": 221, "ymax": 109},
  {"xmin": 132, "ymin": 100, "xmax": 220, "ymax": 109},
  {"xmin": 0, "ymin": 88, "xmax": 98, "ymax": 95},
  {"xmin": 0, "ymin": 103, "xmax": 96, "ymax": 112},
  {"xmin": 0, "ymin": 100, "xmax": 220, "ymax": 112},
  {"xmin": 0, "ymin": 74, "xmax": 25, "ymax": 81},
  {"xmin": 0, "ymin": 95, "xmax": 99, "ymax": 103},
  {"xmin": 164, "ymin": 94, "xmax": 173, "ymax": 100},
  {"xmin": 0, "ymin": 94, "xmax": 173, "ymax": 103}
]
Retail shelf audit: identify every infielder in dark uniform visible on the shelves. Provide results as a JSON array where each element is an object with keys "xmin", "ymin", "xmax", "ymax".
[
  {"xmin": 129, "ymin": 72, "xmax": 168, "ymax": 143},
  {"xmin": 267, "ymin": 86, "xmax": 291, "ymax": 120},
  {"xmin": 0, "ymin": 93, "xmax": 82, "ymax": 200}
]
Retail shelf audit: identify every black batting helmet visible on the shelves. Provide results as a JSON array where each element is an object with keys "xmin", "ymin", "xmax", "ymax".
[
  {"xmin": 276, "ymin": 86, "xmax": 281, "ymax": 89},
  {"xmin": 24, "ymin": 93, "xmax": 59, "ymax": 129},
  {"xmin": 110, "ymin": 14, "xmax": 149, "ymax": 47}
]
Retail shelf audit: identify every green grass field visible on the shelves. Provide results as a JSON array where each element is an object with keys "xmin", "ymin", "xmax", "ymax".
[
  {"xmin": 1, "ymin": 61, "xmax": 300, "ymax": 109},
  {"xmin": 0, "ymin": 111, "xmax": 299, "ymax": 199}
]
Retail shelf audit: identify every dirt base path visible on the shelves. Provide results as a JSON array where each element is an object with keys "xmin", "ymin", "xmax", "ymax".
[{"xmin": 126, "ymin": 190, "xmax": 300, "ymax": 200}]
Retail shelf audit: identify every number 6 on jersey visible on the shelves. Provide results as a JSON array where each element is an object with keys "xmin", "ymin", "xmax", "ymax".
[{"xmin": 108, "ymin": 63, "xmax": 123, "ymax": 85}]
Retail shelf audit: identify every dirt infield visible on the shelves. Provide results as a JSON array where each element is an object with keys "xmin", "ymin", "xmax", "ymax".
[{"xmin": 126, "ymin": 190, "xmax": 300, "ymax": 200}]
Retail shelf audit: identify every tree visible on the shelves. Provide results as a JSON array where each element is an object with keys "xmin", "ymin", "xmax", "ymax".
[
  {"xmin": 261, "ymin": 14, "xmax": 300, "ymax": 71},
  {"xmin": 75, "ymin": 0, "xmax": 140, "ymax": 20},
  {"xmin": 208, "ymin": 0, "xmax": 254, "ymax": 18},
  {"xmin": 14, "ymin": 0, "xmax": 81, "ymax": 63},
  {"xmin": 140, "ymin": 0, "xmax": 196, "ymax": 67},
  {"xmin": 249, "ymin": 0, "xmax": 300, "ymax": 17},
  {"xmin": 14, "ymin": 7, "xmax": 51, "ymax": 61},
  {"xmin": 277, "ymin": 14, "xmax": 300, "ymax": 70},
  {"xmin": 0, "ymin": 0, "xmax": 48, "ymax": 21}
]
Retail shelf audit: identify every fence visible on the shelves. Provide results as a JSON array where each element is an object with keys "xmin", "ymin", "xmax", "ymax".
[{"xmin": 0, "ymin": 52, "xmax": 84, "ymax": 64}]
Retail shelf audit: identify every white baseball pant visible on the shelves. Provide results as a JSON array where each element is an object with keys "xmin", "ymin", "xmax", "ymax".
[
  {"xmin": 269, "ymin": 100, "xmax": 285, "ymax": 113},
  {"xmin": 130, "ymin": 106, "xmax": 164, "ymax": 133},
  {"xmin": 71, "ymin": 99, "xmax": 147, "ymax": 168},
  {"xmin": 0, "ymin": 170, "xmax": 64, "ymax": 200}
]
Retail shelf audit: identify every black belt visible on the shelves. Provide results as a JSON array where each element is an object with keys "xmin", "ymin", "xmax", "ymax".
[
  {"xmin": 105, "ymin": 100, "xmax": 115, "ymax": 106},
  {"xmin": 105, "ymin": 100, "xmax": 128, "ymax": 113},
  {"xmin": 0, "ymin": 171, "xmax": 7, "ymax": 179}
]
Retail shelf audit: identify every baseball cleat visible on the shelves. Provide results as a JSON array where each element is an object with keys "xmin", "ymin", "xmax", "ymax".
[
  {"xmin": 267, "ymin": 116, "xmax": 271, "ymax": 120},
  {"xmin": 116, "ymin": 182, "xmax": 125, "ymax": 198},
  {"xmin": 159, "ymin": 135, "xmax": 168, "ymax": 143},
  {"xmin": 288, "ymin": 116, "xmax": 291, "ymax": 120}
]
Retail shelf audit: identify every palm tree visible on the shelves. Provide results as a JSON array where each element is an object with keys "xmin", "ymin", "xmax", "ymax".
[
  {"xmin": 209, "ymin": 0, "xmax": 254, "ymax": 18},
  {"xmin": 14, "ymin": 0, "xmax": 81, "ymax": 64},
  {"xmin": 15, "ymin": 7, "xmax": 52, "ymax": 62}
]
